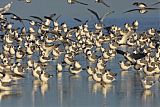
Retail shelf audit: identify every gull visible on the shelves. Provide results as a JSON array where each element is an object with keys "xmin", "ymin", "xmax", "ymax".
[
  {"xmin": 56, "ymin": 63, "xmax": 63, "ymax": 72},
  {"xmin": 44, "ymin": 13, "xmax": 56, "ymax": 24},
  {"xmin": 119, "ymin": 60, "xmax": 132, "ymax": 70},
  {"xmin": 133, "ymin": 2, "xmax": 160, "ymax": 7},
  {"xmin": 2, "ymin": 12, "xmax": 25, "ymax": 27},
  {"xmin": 95, "ymin": 0, "xmax": 110, "ymax": 7},
  {"xmin": 18, "ymin": 0, "xmax": 32, "ymax": 3},
  {"xmin": 116, "ymin": 49, "xmax": 147, "ymax": 63},
  {"xmin": 67, "ymin": 0, "xmax": 88, "ymax": 5},
  {"xmin": 0, "ymin": 80, "xmax": 12, "ymax": 91},
  {"xmin": 43, "ymin": 14, "xmax": 56, "ymax": 28},
  {"xmin": 102, "ymin": 70, "xmax": 117, "ymax": 84},
  {"xmin": 87, "ymin": 8, "xmax": 114, "ymax": 23},
  {"xmin": 124, "ymin": 2, "xmax": 160, "ymax": 14},
  {"xmin": 0, "ymin": 2, "xmax": 12, "ymax": 14},
  {"xmin": 141, "ymin": 76, "xmax": 155, "ymax": 90},
  {"xmin": 39, "ymin": 71, "xmax": 53, "ymax": 83},
  {"xmin": 30, "ymin": 15, "xmax": 43, "ymax": 22},
  {"xmin": 73, "ymin": 17, "xmax": 89, "ymax": 25},
  {"xmin": 124, "ymin": 8, "xmax": 159, "ymax": 14}
]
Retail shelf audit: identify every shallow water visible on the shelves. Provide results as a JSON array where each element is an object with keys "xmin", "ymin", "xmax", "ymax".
[{"xmin": 0, "ymin": 52, "xmax": 160, "ymax": 107}]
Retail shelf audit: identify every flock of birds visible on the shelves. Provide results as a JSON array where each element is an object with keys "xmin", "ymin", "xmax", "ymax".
[{"xmin": 0, "ymin": 0, "xmax": 159, "ymax": 99}]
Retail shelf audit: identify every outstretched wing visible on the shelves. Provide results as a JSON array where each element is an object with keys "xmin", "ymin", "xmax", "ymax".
[
  {"xmin": 123, "ymin": 9, "xmax": 141, "ymax": 13},
  {"xmin": 150, "ymin": 2, "xmax": 160, "ymax": 6},
  {"xmin": 87, "ymin": 8, "xmax": 100, "ymax": 21},
  {"xmin": 30, "ymin": 16, "xmax": 43, "ymax": 22},
  {"xmin": 101, "ymin": 1, "xmax": 110, "ymax": 7},
  {"xmin": 116, "ymin": 49, "xmax": 125, "ymax": 55},
  {"xmin": 100, "ymin": 11, "xmax": 114, "ymax": 22},
  {"xmin": 145, "ymin": 7, "xmax": 160, "ymax": 10},
  {"xmin": 75, "ymin": 0, "xmax": 88, "ymax": 5},
  {"xmin": 2, "ymin": 12, "xmax": 22, "ymax": 22},
  {"xmin": 130, "ymin": 53, "xmax": 147, "ymax": 60},
  {"xmin": 0, "ymin": 2, "xmax": 12, "ymax": 14},
  {"xmin": 73, "ymin": 18, "xmax": 82, "ymax": 22},
  {"xmin": 55, "ymin": 14, "xmax": 62, "ymax": 21},
  {"xmin": 44, "ymin": 13, "xmax": 56, "ymax": 21}
]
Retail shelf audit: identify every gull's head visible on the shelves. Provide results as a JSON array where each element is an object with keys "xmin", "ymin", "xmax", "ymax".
[{"xmin": 132, "ymin": 2, "xmax": 139, "ymax": 6}]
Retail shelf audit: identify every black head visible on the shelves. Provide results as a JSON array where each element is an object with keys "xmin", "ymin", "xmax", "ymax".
[{"xmin": 133, "ymin": 2, "xmax": 139, "ymax": 6}]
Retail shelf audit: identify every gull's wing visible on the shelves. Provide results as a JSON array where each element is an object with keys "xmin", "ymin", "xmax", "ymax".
[
  {"xmin": 30, "ymin": 16, "xmax": 43, "ymax": 22},
  {"xmin": 124, "ymin": 7, "xmax": 160, "ymax": 13},
  {"xmin": 0, "ymin": 2, "xmax": 12, "ymax": 14},
  {"xmin": 44, "ymin": 14, "xmax": 56, "ymax": 21},
  {"xmin": 116, "ymin": 49, "xmax": 125, "ymax": 55},
  {"xmin": 75, "ymin": 0, "xmax": 88, "ymax": 5},
  {"xmin": 100, "ymin": 11, "xmax": 114, "ymax": 22},
  {"xmin": 101, "ymin": 1, "xmax": 110, "ymax": 7},
  {"xmin": 150, "ymin": 2, "xmax": 160, "ymax": 6},
  {"xmin": 2, "ymin": 12, "xmax": 16, "ymax": 16},
  {"xmin": 44, "ymin": 16, "xmax": 53, "ymax": 21},
  {"xmin": 87, "ymin": 8, "xmax": 100, "ymax": 21},
  {"xmin": 145, "ymin": 7, "xmax": 160, "ymax": 10},
  {"xmin": 3, "ymin": 2, "xmax": 12, "ymax": 12},
  {"xmin": 2, "ymin": 12, "xmax": 22, "ymax": 21},
  {"xmin": 130, "ymin": 53, "xmax": 147, "ymax": 60},
  {"xmin": 73, "ymin": 18, "xmax": 82, "ymax": 22},
  {"xmin": 123, "ymin": 9, "xmax": 140, "ymax": 13},
  {"xmin": 55, "ymin": 14, "xmax": 62, "ymax": 21}
]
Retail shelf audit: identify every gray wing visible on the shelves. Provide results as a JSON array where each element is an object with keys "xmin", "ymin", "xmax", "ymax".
[
  {"xmin": 55, "ymin": 14, "xmax": 62, "ymax": 21},
  {"xmin": 150, "ymin": 2, "xmax": 160, "ymax": 6},
  {"xmin": 0, "ymin": 2, "xmax": 12, "ymax": 14},
  {"xmin": 100, "ymin": 11, "xmax": 114, "ymax": 22}
]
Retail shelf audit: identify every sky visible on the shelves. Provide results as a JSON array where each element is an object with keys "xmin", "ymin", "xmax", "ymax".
[{"xmin": 0, "ymin": 0, "xmax": 160, "ymax": 24}]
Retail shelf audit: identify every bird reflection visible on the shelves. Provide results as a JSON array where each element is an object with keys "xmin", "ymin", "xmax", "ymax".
[
  {"xmin": 32, "ymin": 79, "xmax": 41, "ymax": 93},
  {"xmin": 32, "ymin": 80, "xmax": 41, "ymax": 107},
  {"xmin": 87, "ymin": 76, "xmax": 93, "ymax": 81},
  {"xmin": 141, "ymin": 90, "xmax": 153, "ymax": 102},
  {"xmin": 88, "ymin": 76, "xmax": 94, "ymax": 94},
  {"xmin": 0, "ymin": 91, "xmax": 21, "ymax": 101},
  {"xmin": 40, "ymin": 82, "xmax": 49, "ymax": 97},
  {"xmin": 69, "ymin": 74, "xmax": 81, "ymax": 79},
  {"xmin": 120, "ymin": 70, "xmax": 129, "ymax": 78},
  {"xmin": 92, "ymin": 82, "xmax": 102, "ymax": 94},
  {"xmin": 102, "ymin": 84, "xmax": 113, "ymax": 98},
  {"xmin": 57, "ymin": 77, "xmax": 63, "ymax": 107},
  {"xmin": 32, "ymin": 79, "xmax": 49, "ymax": 97},
  {"xmin": 57, "ymin": 72, "xmax": 63, "ymax": 80},
  {"xmin": 91, "ymin": 82, "xmax": 114, "ymax": 97}
]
